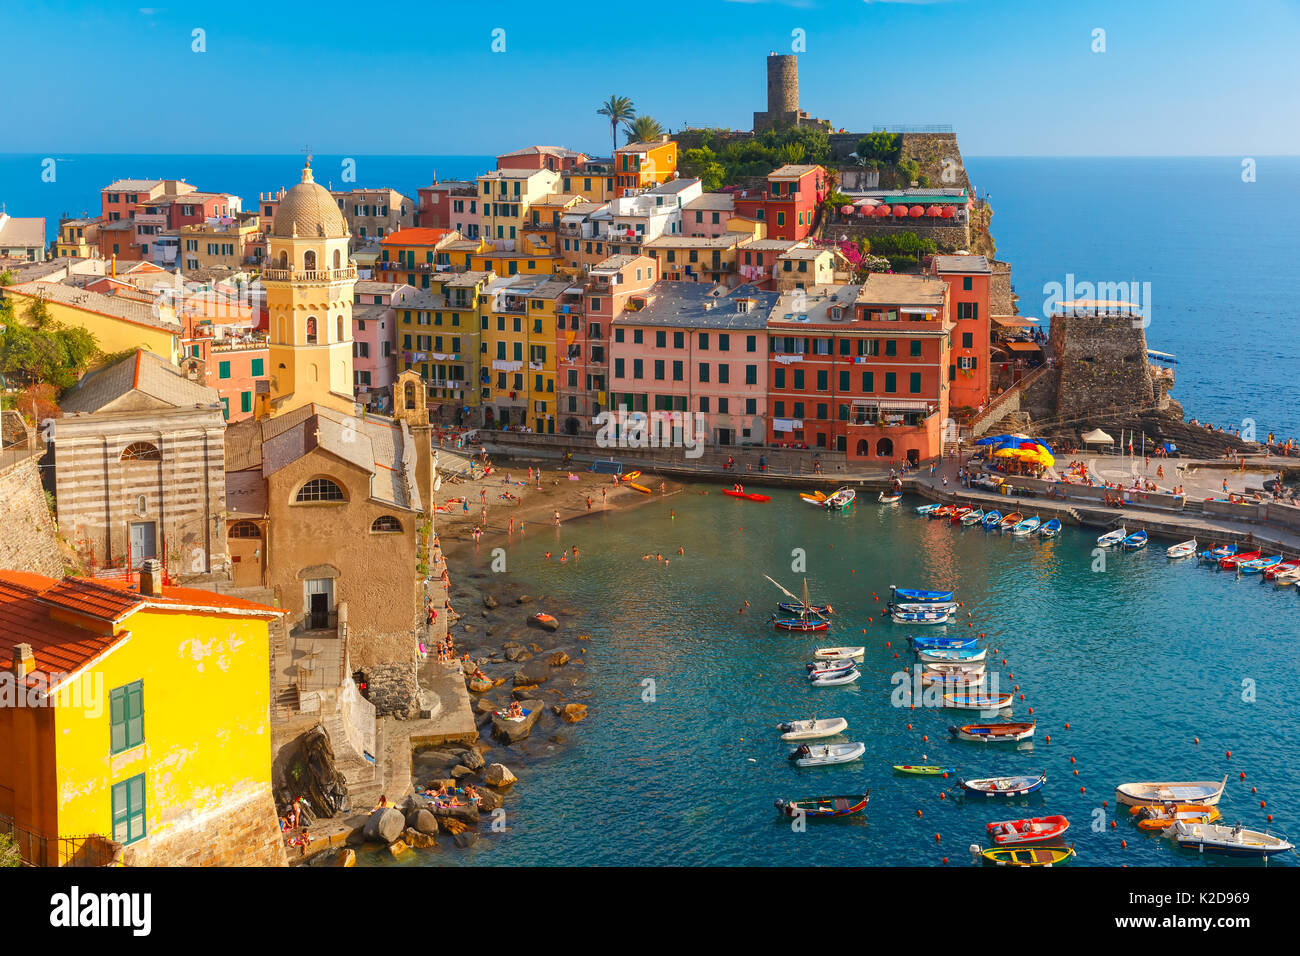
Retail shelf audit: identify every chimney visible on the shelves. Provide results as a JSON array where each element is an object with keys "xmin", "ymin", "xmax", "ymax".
[
  {"xmin": 139, "ymin": 559, "xmax": 164, "ymax": 597},
  {"xmin": 11, "ymin": 644, "xmax": 34, "ymax": 679}
]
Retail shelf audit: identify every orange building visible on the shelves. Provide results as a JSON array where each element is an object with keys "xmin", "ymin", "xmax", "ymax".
[
  {"xmin": 930, "ymin": 254, "xmax": 992, "ymax": 415},
  {"xmin": 613, "ymin": 139, "xmax": 677, "ymax": 197}
]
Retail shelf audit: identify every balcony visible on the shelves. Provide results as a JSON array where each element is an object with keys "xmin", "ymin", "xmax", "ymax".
[{"xmin": 261, "ymin": 266, "xmax": 357, "ymax": 283}]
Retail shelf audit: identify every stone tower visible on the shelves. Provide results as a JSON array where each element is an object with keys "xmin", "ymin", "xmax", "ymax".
[
  {"xmin": 767, "ymin": 53, "xmax": 798, "ymax": 117},
  {"xmin": 1048, "ymin": 305, "xmax": 1163, "ymax": 423},
  {"xmin": 259, "ymin": 159, "xmax": 358, "ymax": 419},
  {"xmin": 392, "ymin": 369, "xmax": 434, "ymax": 519}
]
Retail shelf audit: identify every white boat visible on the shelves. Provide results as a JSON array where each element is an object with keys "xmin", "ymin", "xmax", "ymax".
[
  {"xmin": 1011, "ymin": 515, "xmax": 1042, "ymax": 536},
  {"xmin": 788, "ymin": 741, "xmax": 865, "ymax": 767},
  {"xmin": 1166, "ymin": 538, "xmax": 1197, "ymax": 559},
  {"xmin": 921, "ymin": 667, "xmax": 987, "ymax": 687},
  {"xmin": 824, "ymin": 487, "xmax": 856, "ymax": 510},
  {"xmin": 815, "ymin": 646, "xmax": 865, "ymax": 660},
  {"xmin": 891, "ymin": 608, "xmax": 953, "ymax": 625},
  {"xmin": 777, "ymin": 716, "xmax": 849, "ymax": 741},
  {"xmin": 807, "ymin": 660, "xmax": 854, "ymax": 678},
  {"xmin": 878, "ymin": 491, "xmax": 902, "ymax": 504},
  {"xmin": 1097, "ymin": 527, "xmax": 1127, "ymax": 548},
  {"xmin": 1171, "ymin": 820, "xmax": 1293, "ymax": 858},
  {"xmin": 918, "ymin": 647, "xmax": 987, "ymax": 664},
  {"xmin": 1273, "ymin": 566, "xmax": 1300, "ymax": 586},
  {"xmin": 1115, "ymin": 775, "xmax": 1229, "ymax": 808},
  {"xmin": 921, "ymin": 660, "xmax": 987, "ymax": 676},
  {"xmin": 891, "ymin": 600, "xmax": 960, "ymax": 614},
  {"xmin": 961, "ymin": 508, "xmax": 987, "ymax": 526},
  {"xmin": 810, "ymin": 667, "xmax": 860, "ymax": 687}
]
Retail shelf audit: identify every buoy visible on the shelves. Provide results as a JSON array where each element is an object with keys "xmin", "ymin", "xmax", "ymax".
[
  {"xmin": 942, "ymin": 857, "xmax": 949, "ymax": 865},
  {"xmin": 1045, "ymin": 735, "xmax": 1051, "ymax": 743},
  {"xmin": 1070, "ymin": 756, "xmax": 1076, "ymax": 764},
  {"xmin": 1226, "ymin": 750, "xmax": 1231, "ymax": 759},
  {"xmin": 1102, "ymin": 800, "xmax": 1108, "ymax": 807},
  {"xmin": 1028, "ymin": 706, "xmax": 1034, "ymax": 714},
  {"xmin": 916, "ymin": 809, "xmax": 923, "ymax": 818},
  {"xmin": 979, "ymin": 633, "xmax": 984, "ymax": 638},
  {"xmin": 1251, "ymin": 787, "xmax": 1257, "ymax": 794},
  {"xmin": 894, "ymin": 652, "xmax": 899, "ymax": 658},
  {"xmin": 868, "ymin": 618, "xmax": 873, "ymax": 623},
  {"xmin": 907, "ymin": 724, "xmax": 913, "ymax": 731},
  {"xmin": 850, "ymin": 569, "xmax": 855, "ymax": 574},
  {"xmin": 922, "ymin": 735, "xmax": 929, "ymax": 742},
  {"xmin": 1002, "ymin": 659, "xmax": 1008, "ymax": 665},
  {"xmin": 939, "ymin": 792, "xmax": 946, "ymax": 801},
  {"xmin": 1019, "ymin": 694, "xmax": 1025, "ymax": 701},
  {"xmin": 886, "ymin": 641, "xmax": 892, "ymax": 648},
  {"xmin": 1065, "ymin": 723, "xmax": 1070, "ymax": 730},
  {"xmin": 1194, "ymin": 737, "xmax": 1199, "ymax": 744},
  {"xmin": 1261, "ymin": 800, "xmax": 1266, "ymax": 808},
  {"xmin": 934, "ymin": 833, "xmax": 941, "ymax": 843},
  {"xmin": 1240, "ymin": 772, "xmax": 1246, "ymax": 780},
  {"xmin": 1121, "ymin": 839, "xmax": 1127, "ymax": 849},
  {"xmin": 942, "ymin": 772, "xmax": 949, "ymax": 779},
  {"xmin": 1267, "ymin": 814, "xmax": 1273, "ymax": 822},
  {"xmin": 1080, "ymin": 786, "xmax": 1086, "ymax": 794},
  {"xmin": 1110, "ymin": 820, "xmax": 1116, "ymax": 829},
  {"xmin": 1073, "ymin": 769, "xmax": 1078, "ymax": 776},
  {"xmin": 968, "ymin": 622, "xmax": 973, "ymax": 627}
]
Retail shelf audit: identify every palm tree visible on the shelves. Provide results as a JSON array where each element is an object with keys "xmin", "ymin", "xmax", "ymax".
[
  {"xmin": 624, "ymin": 115, "xmax": 663, "ymax": 144},
  {"xmin": 597, "ymin": 95, "xmax": 636, "ymax": 153}
]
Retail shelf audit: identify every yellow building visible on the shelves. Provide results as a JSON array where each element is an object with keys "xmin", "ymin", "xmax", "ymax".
[
  {"xmin": 468, "ymin": 236, "xmax": 561, "ymax": 277},
  {"xmin": 177, "ymin": 215, "xmax": 263, "ymax": 271},
  {"xmin": 643, "ymin": 233, "xmax": 751, "ymax": 286},
  {"xmin": 561, "ymin": 161, "xmax": 617, "ymax": 202},
  {"xmin": 476, "ymin": 168, "xmax": 561, "ymax": 245},
  {"xmin": 479, "ymin": 274, "xmax": 571, "ymax": 432},
  {"xmin": 0, "ymin": 280, "xmax": 180, "ymax": 362},
  {"xmin": 395, "ymin": 271, "xmax": 491, "ymax": 422},
  {"xmin": 613, "ymin": 138, "xmax": 678, "ymax": 196},
  {"xmin": 259, "ymin": 159, "xmax": 358, "ymax": 419},
  {"xmin": 0, "ymin": 565, "xmax": 286, "ymax": 866},
  {"xmin": 373, "ymin": 227, "xmax": 459, "ymax": 289},
  {"xmin": 54, "ymin": 218, "xmax": 101, "ymax": 258}
]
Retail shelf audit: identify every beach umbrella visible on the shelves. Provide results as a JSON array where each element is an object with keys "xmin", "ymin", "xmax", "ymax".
[
  {"xmin": 940, "ymin": 206, "xmax": 954, "ymax": 218},
  {"xmin": 926, "ymin": 205, "xmax": 942, "ymax": 216},
  {"xmin": 841, "ymin": 205, "xmax": 855, "ymax": 215},
  {"xmin": 876, "ymin": 205, "xmax": 892, "ymax": 217},
  {"xmin": 909, "ymin": 205, "xmax": 925, "ymax": 217},
  {"xmin": 859, "ymin": 205, "xmax": 874, "ymax": 216},
  {"xmin": 892, "ymin": 205, "xmax": 909, "ymax": 216}
]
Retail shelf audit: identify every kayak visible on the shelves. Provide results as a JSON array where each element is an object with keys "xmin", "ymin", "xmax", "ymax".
[
  {"xmin": 626, "ymin": 482, "xmax": 652, "ymax": 494},
  {"xmin": 723, "ymin": 490, "xmax": 771, "ymax": 502},
  {"xmin": 621, "ymin": 471, "xmax": 642, "ymax": 483},
  {"xmin": 893, "ymin": 765, "xmax": 957, "ymax": 776}
]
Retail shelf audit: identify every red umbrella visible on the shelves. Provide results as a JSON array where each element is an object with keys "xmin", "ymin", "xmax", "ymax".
[
  {"xmin": 926, "ymin": 205, "xmax": 942, "ymax": 216},
  {"xmin": 858, "ymin": 205, "xmax": 873, "ymax": 216},
  {"xmin": 909, "ymin": 205, "xmax": 924, "ymax": 217},
  {"xmin": 892, "ymin": 205, "xmax": 909, "ymax": 216},
  {"xmin": 875, "ymin": 205, "xmax": 892, "ymax": 217},
  {"xmin": 940, "ymin": 206, "xmax": 954, "ymax": 218}
]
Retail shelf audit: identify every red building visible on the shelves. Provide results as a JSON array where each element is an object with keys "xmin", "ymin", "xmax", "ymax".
[
  {"xmin": 416, "ymin": 181, "xmax": 478, "ymax": 230},
  {"xmin": 496, "ymin": 145, "xmax": 587, "ymax": 173},
  {"xmin": 930, "ymin": 254, "xmax": 992, "ymax": 415},
  {"xmin": 733, "ymin": 164, "xmax": 828, "ymax": 241},
  {"xmin": 766, "ymin": 274, "xmax": 951, "ymax": 465}
]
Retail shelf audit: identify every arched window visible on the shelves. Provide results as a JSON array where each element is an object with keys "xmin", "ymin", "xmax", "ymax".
[
  {"xmin": 332, "ymin": 249, "xmax": 341, "ymax": 270},
  {"xmin": 120, "ymin": 441, "xmax": 162, "ymax": 461},
  {"xmin": 229, "ymin": 520, "xmax": 262, "ymax": 538},
  {"xmin": 371, "ymin": 515, "xmax": 402, "ymax": 533},
  {"xmin": 306, "ymin": 316, "xmax": 317, "ymax": 344},
  {"xmin": 875, "ymin": 437, "xmax": 894, "ymax": 457},
  {"xmin": 303, "ymin": 250, "xmax": 317, "ymax": 272},
  {"xmin": 856, "ymin": 439, "xmax": 869, "ymax": 456},
  {"xmin": 295, "ymin": 478, "xmax": 345, "ymax": 503},
  {"xmin": 278, "ymin": 251, "xmax": 288, "ymax": 270},
  {"xmin": 336, "ymin": 315, "xmax": 344, "ymax": 341}
]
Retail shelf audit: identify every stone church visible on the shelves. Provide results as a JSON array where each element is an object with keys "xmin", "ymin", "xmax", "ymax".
[{"xmin": 223, "ymin": 159, "xmax": 434, "ymax": 715}]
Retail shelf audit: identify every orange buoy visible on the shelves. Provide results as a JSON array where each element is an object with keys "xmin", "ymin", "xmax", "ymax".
[
  {"xmin": 894, "ymin": 652, "xmax": 899, "ymax": 658},
  {"xmin": 1102, "ymin": 800, "xmax": 1108, "ymax": 807},
  {"xmin": 1111, "ymin": 820, "xmax": 1117, "ymax": 829},
  {"xmin": 1261, "ymin": 800, "xmax": 1267, "ymax": 808},
  {"xmin": 886, "ymin": 641, "xmax": 892, "ymax": 648},
  {"xmin": 1251, "ymin": 787, "xmax": 1257, "ymax": 794},
  {"xmin": 1002, "ymin": 659, "xmax": 1008, "ymax": 666},
  {"xmin": 1194, "ymin": 737, "xmax": 1200, "ymax": 744},
  {"xmin": 1080, "ymin": 786, "xmax": 1086, "ymax": 793},
  {"xmin": 851, "ymin": 569, "xmax": 855, "ymax": 574},
  {"xmin": 1121, "ymin": 839, "xmax": 1127, "ymax": 849},
  {"xmin": 916, "ymin": 809, "xmax": 923, "ymax": 818},
  {"xmin": 907, "ymin": 724, "xmax": 913, "ymax": 731},
  {"xmin": 942, "ymin": 771, "xmax": 949, "ymax": 778},
  {"xmin": 1070, "ymin": 757, "xmax": 1076, "ymax": 764},
  {"xmin": 939, "ymin": 792, "xmax": 946, "ymax": 801},
  {"xmin": 1028, "ymin": 707, "xmax": 1034, "ymax": 714},
  {"xmin": 934, "ymin": 833, "xmax": 941, "ymax": 843},
  {"xmin": 1268, "ymin": 814, "xmax": 1274, "ymax": 822},
  {"xmin": 1045, "ymin": 735, "xmax": 1051, "ymax": 743},
  {"xmin": 1226, "ymin": 750, "xmax": 1231, "ymax": 759},
  {"xmin": 1073, "ymin": 769, "xmax": 1078, "ymax": 776},
  {"xmin": 979, "ymin": 633, "xmax": 984, "ymax": 638},
  {"xmin": 1019, "ymin": 694, "xmax": 1025, "ymax": 701},
  {"xmin": 922, "ymin": 735, "xmax": 929, "ymax": 742},
  {"xmin": 1240, "ymin": 772, "xmax": 1246, "ymax": 780},
  {"xmin": 1064, "ymin": 723, "xmax": 1070, "ymax": 730},
  {"xmin": 942, "ymin": 857, "xmax": 949, "ymax": 864}
]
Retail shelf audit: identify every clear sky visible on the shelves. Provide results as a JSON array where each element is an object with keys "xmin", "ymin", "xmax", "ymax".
[{"xmin": 5, "ymin": 0, "xmax": 1299, "ymax": 156}]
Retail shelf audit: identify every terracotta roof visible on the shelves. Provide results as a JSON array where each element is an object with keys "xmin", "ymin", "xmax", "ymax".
[
  {"xmin": 380, "ymin": 228, "xmax": 451, "ymax": 247},
  {"xmin": 0, "ymin": 570, "xmax": 281, "ymax": 683}
]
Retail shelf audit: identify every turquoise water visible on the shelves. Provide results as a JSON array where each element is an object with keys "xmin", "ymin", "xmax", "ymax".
[{"xmin": 404, "ymin": 490, "xmax": 1300, "ymax": 867}]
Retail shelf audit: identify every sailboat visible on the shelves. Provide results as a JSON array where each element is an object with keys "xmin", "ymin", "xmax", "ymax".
[{"xmin": 768, "ymin": 575, "xmax": 832, "ymax": 631}]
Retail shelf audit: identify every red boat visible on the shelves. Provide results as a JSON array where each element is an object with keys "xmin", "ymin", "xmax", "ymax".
[
  {"xmin": 773, "ymin": 618, "xmax": 829, "ymax": 632},
  {"xmin": 1264, "ymin": 558, "xmax": 1300, "ymax": 580},
  {"xmin": 987, "ymin": 815, "xmax": 1070, "ymax": 846},
  {"xmin": 723, "ymin": 490, "xmax": 771, "ymax": 502},
  {"xmin": 948, "ymin": 507, "xmax": 972, "ymax": 524},
  {"xmin": 1220, "ymin": 550, "xmax": 1260, "ymax": 569},
  {"xmin": 928, "ymin": 505, "xmax": 954, "ymax": 519}
]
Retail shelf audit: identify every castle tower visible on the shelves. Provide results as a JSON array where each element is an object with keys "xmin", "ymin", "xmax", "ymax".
[
  {"xmin": 258, "ymin": 159, "xmax": 358, "ymax": 419},
  {"xmin": 767, "ymin": 53, "xmax": 799, "ymax": 117}
]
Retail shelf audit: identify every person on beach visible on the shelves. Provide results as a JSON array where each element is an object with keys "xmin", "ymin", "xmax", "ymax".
[
  {"xmin": 572, "ymin": 546, "xmax": 579, "ymax": 560},
  {"xmin": 554, "ymin": 510, "xmax": 561, "ymax": 525},
  {"xmin": 602, "ymin": 488, "xmax": 607, "ymax": 504},
  {"xmin": 587, "ymin": 496, "xmax": 592, "ymax": 510},
  {"xmin": 508, "ymin": 516, "xmax": 514, "ymax": 535},
  {"xmin": 677, "ymin": 546, "xmax": 684, "ymax": 555}
]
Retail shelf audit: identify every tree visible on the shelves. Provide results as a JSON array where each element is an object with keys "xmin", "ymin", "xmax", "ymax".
[
  {"xmin": 0, "ymin": 319, "xmax": 98, "ymax": 391},
  {"xmin": 597, "ymin": 95, "xmax": 636, "ymax": 153},
  {"xmin": 26, "ymin": 296, "xmax": 54, "ymax": 330},
  {"xmin": 624, "ymin": 115, "xmax": 663, "ymax": 144},
  {"xmin": 680, "ymin": 147, "xmax": 726, "ymax": 190},
  {"xmin": 856, "ymin": 131, "xmax": 901, "ymax": 163}
]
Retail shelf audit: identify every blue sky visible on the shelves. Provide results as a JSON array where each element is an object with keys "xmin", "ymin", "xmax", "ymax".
[{"xmin": 5, "ymin": 0, "xmax": 1299, "ymax": 156}]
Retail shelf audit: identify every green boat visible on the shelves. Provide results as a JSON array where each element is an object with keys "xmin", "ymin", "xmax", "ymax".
[{"xmin": 893, "ymin": 765, "xmax": 956, "ymax": 775}]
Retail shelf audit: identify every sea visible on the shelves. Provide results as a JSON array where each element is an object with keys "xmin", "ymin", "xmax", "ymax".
[
  {"xmin": 370, "ymin": 488, "xmax": 1300, "ymax": 867},
  {"xmin": 2, "ymin": 152, "xmax": 1296, "ymax": 439}
]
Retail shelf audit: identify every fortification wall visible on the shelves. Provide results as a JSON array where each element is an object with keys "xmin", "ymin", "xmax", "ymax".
[
  {"xmin": 1050, "ymin": 314, "xmax": 1156, "ymax": 424},
  {"xmin": 0, "ymin": 454, "xmax": 65, "ymax": 578}
]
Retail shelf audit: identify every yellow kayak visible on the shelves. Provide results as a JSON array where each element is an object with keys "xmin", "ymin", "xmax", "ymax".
[
  {"xmin": 622, "ymin": 470, "xmax": 642, "ymax": 483},
  {"xmin": 627, "ymin": 482, "xmax": 652, "ymax": 494},
  {"xmin": 799, "ymin": 491, "xmax": 828, "ymax": 503}
]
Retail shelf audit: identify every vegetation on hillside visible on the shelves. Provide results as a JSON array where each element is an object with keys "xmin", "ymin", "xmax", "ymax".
[
  {"xmin": 0, "ymin": 295, "xmax": 99, "ymax": 391},
  {"xmin": 624, "ymin": 115, "xmax": 663, "ymax": 144},
  {"xmin": 678, "ymin": 127, "xmax": 832, "ymax": 188}
]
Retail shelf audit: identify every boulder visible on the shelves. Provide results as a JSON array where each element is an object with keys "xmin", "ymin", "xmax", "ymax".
[
  {"xmin": 406, "ymin": 808, "xmax": 440, "ymax": 835},
  {"xmin": 484, "ymin": 763, "xmax": 517, "ymax": 788},
  {"xmin": 529, "ymin": 642, "xmax": 543, "ymax": 653},
  {"xmin": 548, "ymin": 651, "xmax": 570, "ymax": 667},
  {"xmin": 458, "ymin": 748, "xmax": 486, "ymax": 771},
  {"xmin": 577, "ymin": 634, "xmax": 591, "ymax": 641},
  {"xmin": 475, "ymin": 698, "xmax": 499, "ymax": 716},
  {"xmin": 512, "ymin": 666, "xmax": 549, "ymax": 688},
  {"xmin": 516, "ymin": 595, "xmax": 532, "ymax": 605},
  {"xmin": 363, "ymin": 807, "xmax": 405, "ymax": 845},
  {"xmin": 450, "ymin": 765, "xmax": 476, "ymax": 779},
  {"xmin": 491, "ymin": 698, "xmax": 543, "ymax": 743},
  {"xmin": 483, "ymin": 594, "xmax": 499, "ymax": 609},
  {"xmin": 403, "ymin": 828, "xmax": 438, "ymax": 850},
  {"xmin": 502, "ymin": 642, "xmax": 527, "ymax": 662},
  {"xmin": 559, "ymin": 703, "xmax": 588, "ymax": 724},
  {"xmin": 387, "ymin": 840, "xmax": 410, "ymax": 857},
  {"xmin": 439, "ymin": 817, "xmax": 469, "ymax": 835},
  {"xmin": 476, "ymin": 788, "xmax": 503, "ymax": 813},
  {"xmin": 453, "ymin": 831, "xmax": 480, "ymax": 849},
  {"xmin": 467, "ymin": 677, "xmax": 494, "ymax": 693},
  {"xmin": 334, "ymin": 848, "xmax": 356, "ymax": 867}
]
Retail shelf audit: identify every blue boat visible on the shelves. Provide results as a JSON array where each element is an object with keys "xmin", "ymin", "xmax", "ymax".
[
  {"xmin": 1239, "ymin": 555, "xmax": 1281, "ymax": 574},
  {"xmin": 982, "ymin": 510, "xmax": 1002, "ymax": 529},
  {"xmin": 909, "ymin": 635, "xmax": 979, "ymax": 651},
  {"xmin": 1198, "ymin": 544, "xmax": 1236, "ymax": 564},
  {"xmin": 892, "ymin": 608, "xmax": 953, "ymax": 625},
  {"xmin": 890, "ymin": 586, "xmax": 955, "ymax": 603},
  {"xmin": 915, "ymin": 502, "xmax": 942, "ymax": 514},
  {"xmin": 1121, "ymin": 530, "xmax": 1148, "ymax": 551},
  {"xmin": 1039, "ymin": 518, "xmax": 1062, "ymax": 538}
]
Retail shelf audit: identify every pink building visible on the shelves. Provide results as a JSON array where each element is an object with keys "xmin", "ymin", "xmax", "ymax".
[
  {"xmin": 416, "ymin": 181, "xmax": 478, "ymax": 232},
  {"xmin": 682, "ymin": 193, "xmax": 735, "ymax": 238},
  {"xmin": 496, "ymin": 145, "xmax": 587, "ymax": 173},
  {"xmin": 558, "ymin": 254, "xmax": 658, "ymax": 436},
  {"xmin": 608, "ymin": 281, "xmax": 777, "ymax": 448},
  {"xmin": 352, "ymin": 280, "xmax": 417, "ymax": 412},
  {"xmin": 180, "ymin": 330, "xmax": 267, "ymax": 423}
]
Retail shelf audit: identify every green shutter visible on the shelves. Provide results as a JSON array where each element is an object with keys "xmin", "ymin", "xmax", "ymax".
[
  {"xmin": 111, "ymin": 680, "xmax": 144, "ymax": 753},
  {"xmin": 112, "ymin": 773, "xmax": 147, "ymax": 845},
  {"xmin": 218, "ymin": 360, "xmax": 231, "ymax": 379},
  {"xmin": 110, "ymin": 686, "xmax": 126, "ymax": 753},
  {"xmin": 251, "ymin": 358, "xmax": 264, "ymax": 377}
]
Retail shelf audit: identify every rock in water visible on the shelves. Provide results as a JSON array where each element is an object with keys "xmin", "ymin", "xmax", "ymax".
[
  {"xmin": 404, "ymin": 828, "xmax": 438, "ymax": 849},
  {"xmin": 458, "ymin": 748, "xmax": 486, "ymax": 771},
  {"xmin": 483, "ymin": 594, "xmax": 499, "ymax": 609},
  {"xmin": 334, "ymin": 848, "xmax": 356, "ymax": 867},
  {"xmin": 491, "ymin": 699, "xmax": 544, "ymax": 743},
  {"xmin": 484, "ymin": 763, "xmax": 517, "ymax": 788},
  {"xmin": 388, "ymin": 840, "xmax": 410, "ymax": 857},
  {"xmin": 560, "ymin": 703, "xmax": 588, "ymax": 724},
  {"xmin": 548, "ymin": 651, "xmax": 570, "ymax": 667},
  {"xmin": 476, "ymin": 788, "xmax": 504, "ymax": 812},
  {"xmin": 363, "ymin": 807, "xmax": 406, "ymax": 845},
  {"xmin": 406, "ymin": 808, "xmax": 440, "ymax": 835},
  {"xmin": 503, "ymin": 642, "xmax": 526, "ymax": 662},
  {"xmin": 453, "ymin": 831, "xmax": 480, "ymax": 849}
]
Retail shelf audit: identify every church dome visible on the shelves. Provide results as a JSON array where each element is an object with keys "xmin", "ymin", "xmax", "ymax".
[{"xmin": 270, "ymin": 161, "xmax": 349, "ymax": 238}]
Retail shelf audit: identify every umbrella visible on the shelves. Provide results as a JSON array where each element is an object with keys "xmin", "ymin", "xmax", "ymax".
[
  {"xmin": 840, "ymin": 205, "xmax": 855, "ymax": 215},
  {"xmin": 892, "ymin": 205, "xmax": 909, "ymax": 216},
  {"xmin": 926, "ymin": 205, "xmax": 942, "ymax": 216},
  {"xmin": 909, "ymin": 205, "xmax": 925, "ymax": 217},
  {"xmin": 940, "ymin": 206, "xmax": 954, "ymax": 218},
  {"xmin": 875, "ymin": 205, "xmax": 892, "ymax": 217},
  {"xmin": 1081, "ymin": 428, "xmax": 1113, "ymax": 444}
]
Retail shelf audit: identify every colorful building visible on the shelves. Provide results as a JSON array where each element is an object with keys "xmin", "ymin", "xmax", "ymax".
[
  {"xmin": 416, "ymin": 181, "xmax": 478, "ymax": 233},
  {"xmin": 176, "ymin": 215, "xmax": 264, "ymax": 272},
  {"xmin": 497, "ymin": 145, "xmax": 587, "ymax": 173},
  {"xmin": 394, "ymin": 272, "xmax": 489, "ymax": 423},
  {"xmin": 0, "ymin": 565, "xmax": 286, "ymax": 866},
  {"xmin": 477, "ymin": 168, "xmax": 561, "ymax": 247},
  {"xmin": 351, "ymin": 280, "xmax": 416, "ymax": 412},
  {"xmin": 765, "ymin": 274, "xmax": 951, "ymax": 464},
  {"xmin": 561, "ymin": 159, "xmax": 617, "ymax": 203},
  {"xmin": 609, "ymin": 281, "xmax": 776, "ymax": 447},
  {"xmin": 330, "ymin": 187, "xmax": 414, "ymax": 243},
  {"xmin": 773, "ymin": 245, "xmax": 837, "ymax": 291},
  {"xmin": 181, "ymin": 331, "xmax": 268, "ymax": 422},
  {"xmin": 373, "ymin": 227, "xmax": 456, "ymax": 288},
  {"xmin": 53, "ymin": 217, "xmax": 102, "ymax": 259},
  {"xmin": 479, "ymin": 274, "xmax": 571, "ymax": 432},
  {"xmin": 762, "ymin": 164, "xmax": 827, "ymax": 240},
  {"xmin": 613, "ymin": 139, "xmax": 678, "ymax": 197},
  {"xmin": 930, "ymin": 254, "xmax": 992, "ymax": 414},
  {"xmin": 0, "ymin": 280, "xmax": 181, "ymax": 361},
  {"xmin": 0, "ymin": 212, "xmax": 47, "ymax": 261},
  {"xmin": 643, "ymin": 233, "xmax": 751, "ymax": 287}
]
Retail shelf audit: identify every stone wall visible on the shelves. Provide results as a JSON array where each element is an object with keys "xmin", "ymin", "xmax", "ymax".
[
  {"xmin": 122, "ymin": 786, "xmax": 287, "ymax": 867},
  {"xmin": 0, "ymin": 455, "xmax": 65, "ymax": 578},
  {"xmin": 823, "ymin": 217, "xmax": 971, "ymax": 252},
  {"xmin": 364, "ymin": 661, "xmax": 421, "ymax": 719},
  {"xmin": 989, "ymin": 259, "xmax": 1016, "ymax": 316},
  {"xmin": 1050, "ymin": 313, "xmax": 1156, "ymax": 424}
]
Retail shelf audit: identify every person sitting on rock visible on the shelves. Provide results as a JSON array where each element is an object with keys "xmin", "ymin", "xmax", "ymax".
[
  {"xmin": 463, "ymin": 785, "xmax": 481, "ymax": 806},
  {"xmin": 507, "ymin": 700, "xmax": 524, "ymax": 719}
]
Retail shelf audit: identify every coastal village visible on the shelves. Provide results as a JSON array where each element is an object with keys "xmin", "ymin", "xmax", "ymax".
[{"xmin": 2, "ymin": 52, "xmax": 1298, "ymax": 868}]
